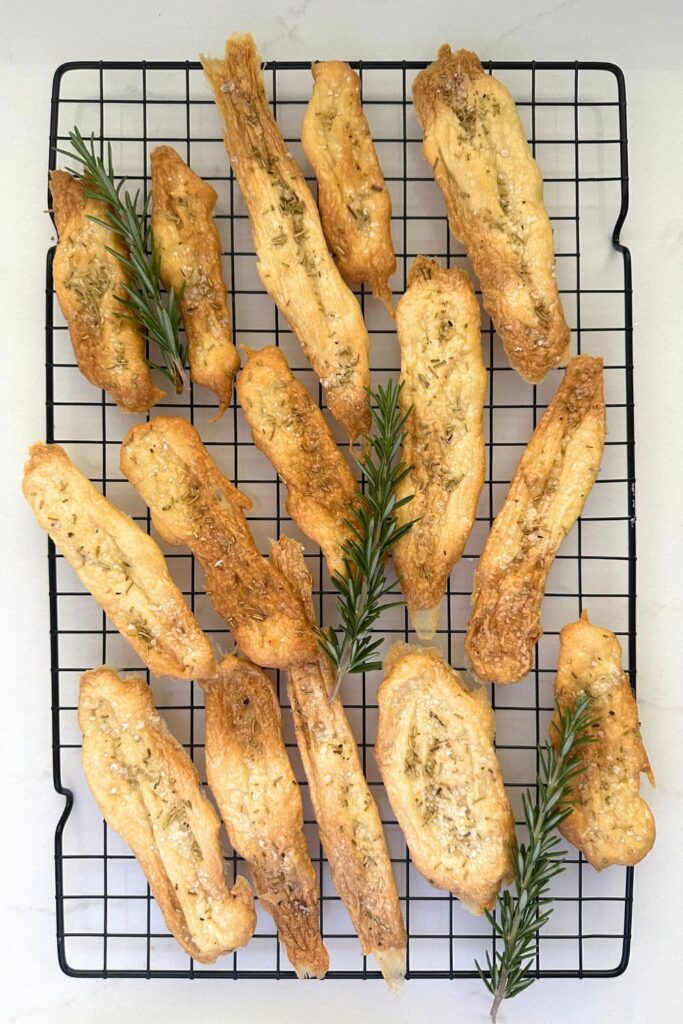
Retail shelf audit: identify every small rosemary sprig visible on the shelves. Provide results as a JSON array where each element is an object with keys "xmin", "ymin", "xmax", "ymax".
[
  {"xmin": 477, "ymin": 693, "xmax": 594, "ymax": 1022},
  {"xmin": 57, "ymin": 127, "xmax": 187, "ymax": 392},
  {"xmin": 317, "ymin": 380, "xmax": 415, "ymax": 702}
]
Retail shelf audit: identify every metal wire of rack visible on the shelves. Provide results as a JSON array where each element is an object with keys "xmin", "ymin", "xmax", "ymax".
[{"xmin": 45, "ymin": 57, "xmax": 635, "ymax": 981}]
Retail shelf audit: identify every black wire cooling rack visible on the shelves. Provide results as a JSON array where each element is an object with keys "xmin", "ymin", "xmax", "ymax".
[{"xmin": 45, "ymin": 57, "xmax": 635, "ymax": 980}]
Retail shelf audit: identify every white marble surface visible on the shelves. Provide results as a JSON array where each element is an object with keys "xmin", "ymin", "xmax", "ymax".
[{"xmin": 1, "ymin": 1, "xmax": 682, "ymax": 1021}]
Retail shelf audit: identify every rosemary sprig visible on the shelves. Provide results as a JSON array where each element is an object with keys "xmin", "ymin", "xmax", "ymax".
[
  {"xmin": 317, "ymin": 380, "xmax": 415, "ymax": 702},
  {"xmin": 57, "ymin": 128, "xmax": 187, "ymax": 392},
  {"xmin": 476, "ymin": 693, "xmax": 595, "ymax": 1021}
]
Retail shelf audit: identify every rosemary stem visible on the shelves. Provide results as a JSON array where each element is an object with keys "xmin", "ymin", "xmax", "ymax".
[
  {"xmin": 329, "ymin": 645, "xmax": 352, "ymax": 704},
  {"xmin": 476, "ymin": 694, "xmax": 594, "ymax": 1016},
  {"xmin": 172, "ymin": 359, "xmax": 188, "ymax": 394},
  {"xmin": 58, "ymin": 128, "xmax": 186, "ymax": 391},
  {"xmin": 329, "ymin": 572, "xmax": 369, "ymax": 703},
  {"xmin": 316, "ymin": 380, "xmax": 415, "ymax": 703},
  {"xmin": 490, "ymin": 966, "xmax": 509, "ymax": 1023},
  {"xmin": 491, "ymin": 763, "xmax": 561, "ymax": 1018}
]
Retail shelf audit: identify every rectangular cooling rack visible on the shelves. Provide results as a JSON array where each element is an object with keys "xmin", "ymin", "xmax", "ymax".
[{"xmin": 45, "ymin": 57, "xmax": 635, "ymax": 980}]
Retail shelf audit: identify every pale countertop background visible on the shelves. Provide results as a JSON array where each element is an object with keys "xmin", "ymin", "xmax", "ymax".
[{"xmin": 1, "ymin": 1, "xmax": 682, "ymax": 1022}]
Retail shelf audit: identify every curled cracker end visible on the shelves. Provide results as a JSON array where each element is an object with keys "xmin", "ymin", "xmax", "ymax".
[
  {"xmin": 374, "ymin": 946, "xmax": 406, "ymax": 991},
  {"xmin": 410, "ymin": 603, "xmax": 440, "ymax": 641}
]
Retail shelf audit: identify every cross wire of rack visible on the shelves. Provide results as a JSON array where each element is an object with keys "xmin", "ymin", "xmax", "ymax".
[{"xmin": 45, "ymin": 57, "xmax": 635, "ymax": 980}]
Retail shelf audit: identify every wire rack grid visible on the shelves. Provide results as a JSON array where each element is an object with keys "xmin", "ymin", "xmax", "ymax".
[{"xmin": 45, "ymin": 56, "xmax": 635, "ymax": 981}]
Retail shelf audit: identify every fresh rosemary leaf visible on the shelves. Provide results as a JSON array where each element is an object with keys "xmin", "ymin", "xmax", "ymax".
[
  {"xmin": 475, "ymin": 693, "xmax": 595, "ymax": 1022},
  {"xmin": 57, "ymin": 128, "xmax": 187, "ymax": 392},
  {"xmin": 316, "ymin": 379, "xmax": 416, "ymax": 702}
]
